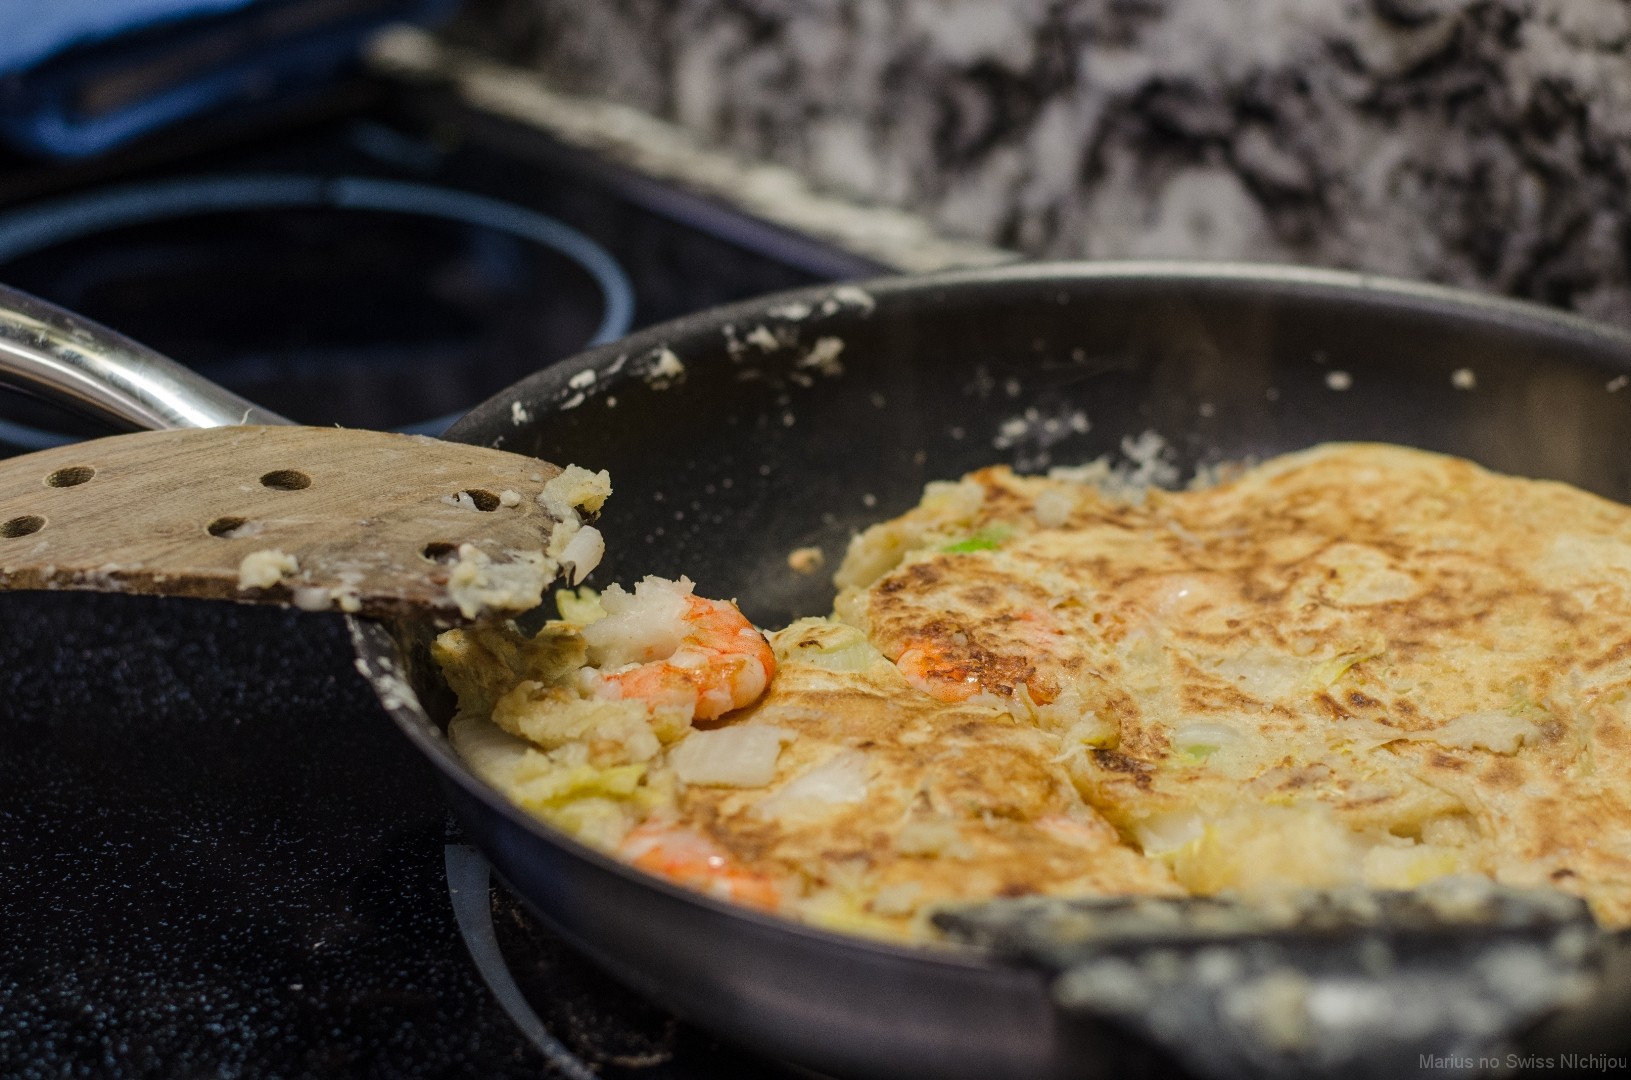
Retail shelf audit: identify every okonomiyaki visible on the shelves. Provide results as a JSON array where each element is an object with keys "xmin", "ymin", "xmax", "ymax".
[{"xmin": 436, "ymin": 443, "xmax": 1631, "ymax": 939}]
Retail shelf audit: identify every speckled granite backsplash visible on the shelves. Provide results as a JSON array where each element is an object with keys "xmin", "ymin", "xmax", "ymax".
[{"xmin": 450, "ymin": 1, "xmax": 1631, "ymax": 319}]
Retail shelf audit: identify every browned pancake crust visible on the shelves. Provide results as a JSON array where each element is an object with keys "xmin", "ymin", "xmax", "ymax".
[
  {"xmin": 675, "ymin": 655, "xmax": 1182, "ymax": 920},
  {"xmin": 848, "ymin": 443, "xmax": 1631, "ymax": 925}
]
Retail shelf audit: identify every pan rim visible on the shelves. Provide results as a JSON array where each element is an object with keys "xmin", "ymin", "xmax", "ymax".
[
  {"xmin": 453, "ymin": 259, "xmax": 1631, "ymax": 438},
  {"xmin": 361, "ymin": 258, "xmax": 1631, "ymax": 978}
]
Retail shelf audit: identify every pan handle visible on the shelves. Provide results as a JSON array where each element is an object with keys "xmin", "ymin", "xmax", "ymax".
[{"xmin": 0, "ymin": 282, "xmax": 289, "ymax": 431}]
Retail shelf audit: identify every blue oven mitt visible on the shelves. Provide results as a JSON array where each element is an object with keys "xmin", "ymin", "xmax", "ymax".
[{"xmin": 0, "ymin": 0, "xmax": 457, "ymax": 158}]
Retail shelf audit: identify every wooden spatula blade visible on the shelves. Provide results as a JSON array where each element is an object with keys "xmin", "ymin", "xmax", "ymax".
[{"xmin": 0, "ymin": 426, "xmax": 583, "ymax": 621}]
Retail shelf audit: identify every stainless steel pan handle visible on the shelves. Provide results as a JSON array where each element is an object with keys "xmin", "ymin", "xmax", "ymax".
[{"xmin": 0, "ymin": 282, "xmax": 289, "ymax": 431}]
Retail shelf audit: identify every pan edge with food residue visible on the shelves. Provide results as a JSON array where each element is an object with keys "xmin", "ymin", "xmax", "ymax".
[{"xmin": 364, "ymin": 263, "xmax": 1631, "ymax": 1080}]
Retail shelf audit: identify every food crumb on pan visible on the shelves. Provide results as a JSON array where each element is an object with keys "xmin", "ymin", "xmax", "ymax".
[
  {"xmin": 446, "ymin": 545, "xmax": 553, "ymax": 620},
  {"xmin": 291, "ymin": 585, "xmax": 332, "ymax": 612},
  {"xmin": 538, "ymin": 465, "xmax": 612, "ymax": 519},
  {"xmin": 534, "ymin": 466, "xmax": 612, "ymax": 587},
  {"xmin": 555, "ymin": 524, "xmax": 605, "ymax": 584},
  {"xmin": 797, "ymin": 337, "xmax": 845, "ymax": 376},
  {"xmin": 746, "ymin": 325, "xmax": 781, "ymax": 352},
  {"xmin": 510, "ymin": 401, "xmax": 531, "ymax": 425},
  {"xmin": 787, "ymin": 546, "xmax": 825, "ymax": 574},
  {"xmin": 1325, "ymin": 370, "xmax": 1353, "ymax": 391},
  {"xmin": 237, "ymin": 549, "xmax": 297, "ymax": 590},
  {"xmin": 1609, "ymin": 375, "xmax": 1629, "ymax": 393},
  {"xmin": 1073, "ymin": 429, "xmax": 1179, "ymax": 491},
  {"xmin": 995, "ymin": 417, "xmax": 1029, "ymax": 445},
  {"xmin": 1226, "ymin": 970, "xmax": 1315, "ymax": 1052},
  {"xmin": 991, "ymin": 406, "xmax": 1093, "ymax": 469},
  {"xmin": 645, "ymin": 347, "xmax": 686, "ymax": 388},
  {"xmin": 1451, "ymin": 368, "xmax": 1477, "ymax": 390},
  {"xmin": 768, "ymin": 301, "xmax": 812, "ymax": 321},
  {"xmin": 822, "ymin": 285, "xmax": 876, "ymax": 315}
]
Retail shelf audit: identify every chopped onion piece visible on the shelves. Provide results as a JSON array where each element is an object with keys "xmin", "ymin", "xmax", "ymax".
[
  {"xmin": 669, "ymin": 725, "xmax": 795, "ymax": 787},
  {"xmin": 559, "ymin": 525, "xmax": 605, "ymax": 584},
  {"xmin": 581, "ymin": 576, "xmax": 692, "ymax": 668},
  {"xmin": 1134, "ymin": 810, "xmax": 1203, "ymax": 856},
  {"xmin": 1173, "ymin": 722, "xmax": 1245, "ymax": 762},
  {"xmin": 1401, "ymin": 710, "xmax": 1535, "ymax": 754},
  {"xmin": 754, "ymin": 749, "xmax": 871, "ymax": 821}
]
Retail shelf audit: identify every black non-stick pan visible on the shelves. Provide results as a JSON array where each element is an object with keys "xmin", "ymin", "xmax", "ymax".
[{"xmin": 6, "ymin": 264, "xmax": 1631, "ymax": 1079}]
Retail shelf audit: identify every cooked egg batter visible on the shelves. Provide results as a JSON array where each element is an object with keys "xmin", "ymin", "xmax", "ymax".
[{"xmin": 437, "ymin": 443, "xmax": 1631, "ymax": 939}]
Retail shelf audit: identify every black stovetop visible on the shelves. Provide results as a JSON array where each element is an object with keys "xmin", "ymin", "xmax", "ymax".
[{"xmin": 0, "ymin": 82, "xmax": 878, "ymax": 1078}]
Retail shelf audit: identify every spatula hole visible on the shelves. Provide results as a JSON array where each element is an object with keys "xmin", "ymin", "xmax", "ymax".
[
  {"xmin": 261, "ymin": 469, "xmax": 311, "ymax": 491},
  {"xmin": 1, "ymin": 515, "xmax": 44, "ymax": 538},
  {"xmin": 423, "ymin": 541, "xmax": 458, "ymax": 562},
  {"xmin": 460, "ymin": 489, "xmax": 500, "ymax": 512},
  {"xmin": 46, "ymin": 466, "xmax": 94, "ymax": 488},
  {"xmin": 207, "ymin": 516, "xmax": 249, "ymax": 538}
]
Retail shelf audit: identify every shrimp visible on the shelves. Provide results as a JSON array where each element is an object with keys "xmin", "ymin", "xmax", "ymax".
[
  {"xmin": 895, "ymin": 640, "xmax": 984, "ymax": 703},
  {"xmin": 617, "ymin": 820, "xmax": 782, "ymax": 909},
  {"xmin": 895, "ymin": 609, "xmax": 1062, "ymax": 705},
  {"xmin": 581, "ymin": 576, "xmax": 775, "ymax": 721}
]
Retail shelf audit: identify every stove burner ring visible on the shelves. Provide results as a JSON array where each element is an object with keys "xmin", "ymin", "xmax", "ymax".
[
  {"xmin": 445, "ymin": 844, "xmax": 600, "ymax": 1079},
  {"xmin": 0, "ymin": 174, "xmax": 636, "ymax": 448}
]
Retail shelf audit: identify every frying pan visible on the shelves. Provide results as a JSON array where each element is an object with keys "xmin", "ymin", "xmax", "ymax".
[{"xmin": 6, "ymin": 264, "xmax": 1631, "ymax": 1078}]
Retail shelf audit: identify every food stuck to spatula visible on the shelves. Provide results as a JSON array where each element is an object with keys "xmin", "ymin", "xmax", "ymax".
[
  {"xmin": 438, "ymin": 442, "xmax": 1631, "ymax": 941},
  {"xmin": 0, "ymin": 426, "xmax": 609, "ymax": 622}
]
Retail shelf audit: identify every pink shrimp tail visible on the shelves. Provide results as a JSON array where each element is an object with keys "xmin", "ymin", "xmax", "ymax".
[
  {"xmin": 618, "ymin": 821, "xmax": 781, "ymax": 909},
  {"xmin": 597, "ymin": 594, "xmax": 775, "ymax": 721}
]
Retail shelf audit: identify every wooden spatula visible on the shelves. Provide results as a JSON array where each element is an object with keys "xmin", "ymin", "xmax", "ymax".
[{"xmin": 0, "ymin": 425, "xmax": 588, "ymax": 622}]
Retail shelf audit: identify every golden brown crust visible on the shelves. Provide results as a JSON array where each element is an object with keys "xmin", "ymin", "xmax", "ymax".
[
  {"xmin": 846, "ymin": 443, "xmax": 1631, "ymax": 923},
  {"xmin": 677, "ymin": 656, "xmax": 1183, "ymax": 927}
]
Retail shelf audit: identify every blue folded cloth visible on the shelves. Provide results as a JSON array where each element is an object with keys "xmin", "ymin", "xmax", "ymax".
[
  {"xmin": 0, "ymin": 0, "xmax": 456, "ymax": 158},
  {"xmin": 0, "ymin": 0, "xmax": 258, "ymax": 74}
]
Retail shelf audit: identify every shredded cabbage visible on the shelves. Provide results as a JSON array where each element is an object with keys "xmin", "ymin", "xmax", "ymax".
[
  {"xmin": 941, "ymin": 526, "xmax": 1011, "ymax": 553},
  {"xmin": 555, "ymin": 586, "xmax": 607, "ymax": 625},
  {"xmin": 669, "ymin": 725, "xmax": 795, "ymax": 787}
]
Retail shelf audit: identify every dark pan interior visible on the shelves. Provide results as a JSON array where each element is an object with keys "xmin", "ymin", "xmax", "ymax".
[
  {"xmin": 454, "ymin": 263, "xmax": 1631, "ymax": 629},
  {"xmin": 370, "ymin": 263, "xmax": 1631, "ymax": 1078}
]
